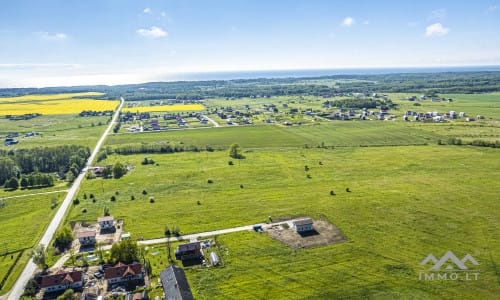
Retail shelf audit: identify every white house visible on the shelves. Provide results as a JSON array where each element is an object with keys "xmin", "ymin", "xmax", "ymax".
[
  {"xmin": 98, "ymin": 216, "xmax": 114, "ymax": 230},
  {"xmin": 293, "ymin": 218, "xmax": 314, "ymax": 233},
  {"xmin": 76, "ymin": 230, "xmax": 96, "ymax": 246}
]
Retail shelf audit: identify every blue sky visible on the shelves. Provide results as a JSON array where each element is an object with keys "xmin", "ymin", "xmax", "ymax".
[{"xmin": 0, "ymin": 0, "xmax": 499, "ymax": 87}]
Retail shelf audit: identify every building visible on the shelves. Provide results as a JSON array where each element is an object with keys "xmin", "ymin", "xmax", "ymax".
[
  {"xmin": 293, "ymin": 218, "xmax": 314, "ymax": 233},
  {"xmin": 160, "ymin": 264, "xmax": 194, "ymax": 300},
  {"xmin": 40, "ymin": 270, "xmax": 83, "ymax": 293},
  {"xmin": 104, "ymin": 262, "xmax": 143, "ymax": 286},
  {"xmin": 98, "ymin": 216, "xmax": 115, "ymax": 231},
  {"xmin": 76, "ymin": 230, "xmax": 96, "ymax": 246},
  {"xmin": 174, "ymin": 242, "xmax": 202, "ymax": 261}
]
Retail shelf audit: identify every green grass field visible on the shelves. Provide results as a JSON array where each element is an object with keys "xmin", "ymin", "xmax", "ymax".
[
  {"xmin": 64, "ymin": 145, "xmax": 500, "ymax": 298},
  {"xmin": 1, "ymin": 92, "xmax": 499, "ymax": 298},
  {"xmin": 0, "ymin": 114, "xmax": 110, "ymax": 149}
]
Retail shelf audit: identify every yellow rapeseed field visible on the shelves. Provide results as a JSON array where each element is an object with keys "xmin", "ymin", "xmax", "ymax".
[
  {"xmin": 122, "ymin": 104, "xmax": 205, "ymax": 113},
  {"xmin": 0, "ymin": 92, "xmax": 105, "ymax": 103},
  {"xmin": 0, "ymin": 92, "xmax": 119, "ymax": 116}
]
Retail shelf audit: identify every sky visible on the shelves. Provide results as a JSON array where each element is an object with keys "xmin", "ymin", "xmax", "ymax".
[{"xmin": 0, "ymin": 0, "xmax": 500, "ymax": 87}]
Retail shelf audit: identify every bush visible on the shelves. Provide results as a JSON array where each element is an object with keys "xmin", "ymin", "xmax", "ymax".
[
  {"xmin": 81, "ymin": 208, "xmax": 87, "ymax": 213},
  {"xmin": 131, "ymin": 195, "xmax": 135, "ymax": 200},
  {"xmin": 228, "ymin": 160, "xmax": 234, "ymax": 165},
  {"xmin": 207, "ymin": 179, "xmax": 214, "ymax": 184},
  {"xmin": 149, "ymin": 197, "xmax": 155, "ymax": 203},
  {"xmin": 110, "ymin": 196, "xmax": 116, "ymax": 202},
  {"xmin": 73, "ymin": 198, "xmax": 80, "ymax": 205},
  {"xmin": 142, "ymin": 190, "xmax": 147, "ymax": 195}
]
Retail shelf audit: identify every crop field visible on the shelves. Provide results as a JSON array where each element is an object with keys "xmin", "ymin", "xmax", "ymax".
[
  {"xmin": 66, "ymin": 145, "xmax": 500, "ymax": 299},
  {"xmin": 121, "ymin": 104, "xmax": 205, "ymax": 113},
  {"xmin": 0, "ymin": 92, "xmax": 105, "ymax": 103},
  {"xmin": 0, "ymin": 99, "xmax": 119, "ymax": 116}
]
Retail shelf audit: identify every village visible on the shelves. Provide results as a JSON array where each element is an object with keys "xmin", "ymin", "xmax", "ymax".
[{"xmin": 33, "ymin": 214, "xmax": 345, "ymax": 300}]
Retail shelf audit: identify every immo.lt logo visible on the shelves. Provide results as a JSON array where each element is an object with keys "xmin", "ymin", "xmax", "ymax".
[{"xmin": 419, "ymin": 251, "xmax": 479, "ymax": 281}]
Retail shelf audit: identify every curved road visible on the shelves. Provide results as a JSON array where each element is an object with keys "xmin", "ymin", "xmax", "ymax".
[{"xmin": 6, "ymin": 97, "xmax": 124, "ymax": 300}]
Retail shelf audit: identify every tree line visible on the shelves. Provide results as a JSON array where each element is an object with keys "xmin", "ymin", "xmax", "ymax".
[{"xmin": 0, "ymin": 145, "xmax": 90, "ymax": 186}]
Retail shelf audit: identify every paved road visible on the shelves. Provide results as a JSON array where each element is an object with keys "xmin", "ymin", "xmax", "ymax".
[
  {"xmin": 6, "ymin": 97, "xmax": 124, "ymax": 300},
  {"xmin": 0, "ymin": 190, "xmax": 68, "ymax": 201}
]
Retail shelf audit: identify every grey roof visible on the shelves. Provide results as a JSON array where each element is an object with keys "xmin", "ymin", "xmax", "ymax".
[
  {"xmin": 293, "ymin": 218, "xmax": 313, "ymax": 226},
  {"xmin": 160, "ymin": 265, "xmax": 194, "ymax": 300},
  {"xmin": 177, "ymin": 242, "xmax": 201, "ymax": 252}
]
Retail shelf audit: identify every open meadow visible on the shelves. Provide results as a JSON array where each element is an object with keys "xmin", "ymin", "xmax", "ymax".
[
  {"xmin": 68, "ymin": 144, "xmax": 500, "ymax": 299},
  {"xmin": 1, "ymin": 89, "xmax": 499, "ymax": 298}
]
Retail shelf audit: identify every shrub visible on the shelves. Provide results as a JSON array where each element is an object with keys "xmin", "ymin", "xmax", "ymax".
[
  {"xmin": 228, "ymin": 160, "xmax": 234, "ymax": 165},
  {"xmin": 73, "ymin": 198, "xmax": 80, "ymax": 205},
  {"xmin": 110, "ymin": 196, "xmax": 116, "ymax": 202},
  {"xmin": 131, "ymin": 195, "xmax": 135, "ymax": 200},
  {"xmin": 330, "ymin": 190, "xmax": 335, "ymax": 196},
  {"xmin": 81, "ymin": 208, "xmax": 87, "ymax": 213},
  {"xmin": 149, "ymin": 197, "xmax": 155, "ymax": 203},
  {"xmin": 207, "ymin": 179, "xmax": 214, "ymax": 184},
  {"xmin": 142, "ymin": 190, "xmax": 147, "ymax": 195}
]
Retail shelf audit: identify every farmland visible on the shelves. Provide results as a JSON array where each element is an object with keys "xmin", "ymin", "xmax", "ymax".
[{"xmin": 0, "ymin": 80, "xmax": 499, "ymax": 298}]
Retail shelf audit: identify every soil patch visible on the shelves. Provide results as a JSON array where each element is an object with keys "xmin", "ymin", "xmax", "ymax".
[{"xmin": 267, "ymin": 219, "xmax": 347, "ymax": 249}]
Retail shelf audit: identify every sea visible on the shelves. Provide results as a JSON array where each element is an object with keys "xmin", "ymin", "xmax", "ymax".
[{"xmin": 165, "ymin": 66, "xmax": 500, "ymax": 82}]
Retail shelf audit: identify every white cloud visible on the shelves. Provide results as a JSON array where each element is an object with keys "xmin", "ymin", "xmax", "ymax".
[
  {"xmin": 425, "ymin": 23, "xmax": 449, "ymax": 37},
  {"xmin": 144, "ymin": 7, "xmax": 152, "ymax": 14},
  {"xmin": 429, "ymin": 9, "xmax": 447, "ymax": 20},
  {"xmin": 136, "ymin": 26, "xmax": 168, "ymax": 38},
  {"xmin": 160, "ymin": 11, "xmax": 166, "ymax": 17},
  {"xmin": 362, "ymin": 20, "xmax": 370, "ymax": 25},
  {"xmin": 36, "ymin": 31, "xmax": 68, "ymax": 41},
  {"xmin": 342, "ymin": 17, "xmax": 355, "ymax": 27}
]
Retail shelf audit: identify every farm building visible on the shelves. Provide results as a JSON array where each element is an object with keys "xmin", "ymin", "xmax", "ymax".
[
  {"xmin": 160, "ymin": 264, "xmax": 194, "ymax": 300},
  {"xmin": 40, "ymin": 270, "xmax": 83, "ymax": 293},
  {"xmin": 104, "ymin": 262, "xmax": 143, "ymax": 286},
  {"xmin": 76, "ymin": 230, "xmax": 96, "ymax": 246},
  {"xmin": 293, "ymin": 218, "xmax": 314, "ymax": 233},
  {"xmin": 98, "ymin": 215, "xmax": 115, "ymax": 231},
  {"xmin": 175, "ymin": 242, "xmax": 202, "ymax": 261}
]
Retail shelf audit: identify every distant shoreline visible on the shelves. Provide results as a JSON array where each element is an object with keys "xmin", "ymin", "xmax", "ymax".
[{"xmin": 167, "ymin": 65, "xmax": 500, "ymax": 82}]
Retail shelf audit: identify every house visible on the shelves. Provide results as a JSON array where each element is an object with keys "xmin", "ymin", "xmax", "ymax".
[
  {"xmin": 40, "ymin": 270, "xmax": 83, "ymax": 293},
  {"xmin": 104, "ymin": 262, "xmax": 143, "ymax": 285},
  {"xmin": 98, "ymin": 216, "xmax": 114, "ymax": 231},
  {"xmin": 175, "ymin": 242, "xmax": 202, "ymax": 261},
  {"xmin": 76, "ymin": 230, "xmax": 96, "ymax": 246},
  {"xmin": 293, "ymin": 218, "xmax": 314, "ymax": 233},
  {"xmin": 160, "ymin": 264, "xmax": 194, "ymax": 300}
]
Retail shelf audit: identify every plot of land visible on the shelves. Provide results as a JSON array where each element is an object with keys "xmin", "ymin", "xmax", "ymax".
[{"xmin": 267, "ymin": 219, "xmax": 347, "ymax": 249}]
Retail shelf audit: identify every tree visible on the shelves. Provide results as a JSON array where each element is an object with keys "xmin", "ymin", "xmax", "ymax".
[
  {"xmin": 110, "ymin": 239, "xmax": 139, "ymax": 264},
  {"xmin": 112, "ymin": 162, "xmax": 127, "ymax": 179},
  {"xmin": 57, "ymin": 289, "xmax": 74, "ymax": 300},
  {"xmin": 164, "ymin": 225, "xmax": 173, "ymax": 263},
  {"xmin": 101, "ymin": 167, "xmax": 112, "ymax": 179},
  {"xmin": 5, "ymin": 177, "xmax": 19, "ymax": 190},
  {"xmin": 54, "ymin": 226, "xmax": 74, "ymax": 251},
  {"xmin": 20, "ymin": 176, "xmax": 29, "ymax": 189},
  {"xmin": 228, "ymin": 143, "xmax": 245, "ymax": 159},
  {"xmin": 31, "ymin": 244, "xmax": 47, "ymax": 269},
  {"xmin": 22, "ymin": 278, "xmax": 38, "ymax": 297}
]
